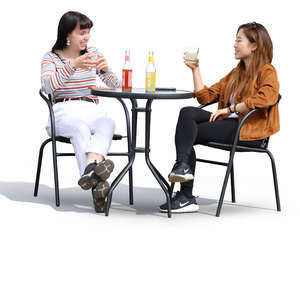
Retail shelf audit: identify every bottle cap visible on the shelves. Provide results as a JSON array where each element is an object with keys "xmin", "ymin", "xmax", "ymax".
[
  {"xmin": 125, "ymin": 49, "xmax": 130, "ymax": 61},
  {"xmin": 148, "ymin": 51, "xmax": 154, "ymax": 62}
]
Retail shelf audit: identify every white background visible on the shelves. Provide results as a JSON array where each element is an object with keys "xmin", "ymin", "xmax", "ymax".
[{"xmin": 0, "ymin": 0, "xmax": 299, "ymax": 299}]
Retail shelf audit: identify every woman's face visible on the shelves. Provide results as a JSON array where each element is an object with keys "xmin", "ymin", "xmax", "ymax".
[
  {"xmin": 67, "ymin": 23, "xmax": 90, "ymax": 51},
  {"xmin": 234, "ymin": 29, "xmax": 256, "ymax": 60}
]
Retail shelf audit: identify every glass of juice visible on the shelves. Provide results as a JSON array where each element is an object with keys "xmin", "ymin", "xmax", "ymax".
[
  {"xmin": 184, "ymin": 47, "xmax": 199, "ymax": 63},
  {"xmin": 88, "ymin": 53, "xmax": 101, "ymax": 69}
]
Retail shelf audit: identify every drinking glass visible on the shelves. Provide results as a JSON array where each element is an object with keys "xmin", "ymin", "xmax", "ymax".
[{"xmin": 184, "ymin": 47, "xmax": 199, "ymax": 63}]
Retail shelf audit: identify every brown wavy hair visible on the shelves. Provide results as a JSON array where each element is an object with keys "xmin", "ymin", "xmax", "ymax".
[{"xmin": 224, "ymin": 22, "xmax": 273, "ymax": 103}]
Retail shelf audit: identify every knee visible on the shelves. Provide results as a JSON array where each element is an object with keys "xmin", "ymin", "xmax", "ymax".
[
  {"xmin": 105, "ymin": 117, "xmax": 116, "ymax": 132},
  {"xmin": 101, "ymin": 116, "xmax": 116, "ymax": 134},
  {"xmin": 178, "ymin": 106, "xmax": 195, "ymax": 120},
  {"xmin": 94, "ymin": 116, "xmax": 116, "ymax": 135}
]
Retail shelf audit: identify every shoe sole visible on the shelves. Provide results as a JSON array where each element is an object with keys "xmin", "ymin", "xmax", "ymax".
[
  {"xmin": 159, "ymin": 203, "xmax": 199, "ymax": 213},
  {"xmin": 94, "ymin": 160, "xmax": 114, "ymax": 181},
  {"xmin": 78, "ymin": 171, "xmax": 98, "ymax": 190},
  {"xmin": 92, "ymin": 181, "xmax": 110, "ymax": 213},
  {"xmin": 168, "ymin": 173, "xmax": 194, "ymax": 183}
]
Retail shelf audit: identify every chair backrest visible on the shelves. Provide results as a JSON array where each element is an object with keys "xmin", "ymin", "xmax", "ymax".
[
  {"xmin": 276, "ymin": 93, "xmax": 281, "ymax": 104},
  {"xmin": 263, "ymin": 93, "xmax": 281, "ymax": 148},
  {"xmin": 39, "ymin": 89, "xmax": 53, "ymax": 106}
]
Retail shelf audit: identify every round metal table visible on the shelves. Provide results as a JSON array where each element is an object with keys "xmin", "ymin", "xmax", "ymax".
[{"xmin": 91, "ymin": 87, "xmax": 194, "ymax": 217}]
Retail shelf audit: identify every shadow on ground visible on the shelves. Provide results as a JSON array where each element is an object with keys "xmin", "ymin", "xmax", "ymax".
[{"xmin": 0, "ymin": 181, "xmax": 275, "ymax": 217}]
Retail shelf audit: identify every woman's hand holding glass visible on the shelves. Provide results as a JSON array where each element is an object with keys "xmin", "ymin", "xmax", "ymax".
[
  {"xmin": 69, "ymin": 53, "xmax": 98, "ymax": 70},
  {"xmin": 87, "ymin": 53, "xmax": 108, "ymax": 72},
  {"xmin": 183, "ymin": 47, "xmax": 199, "ymax": 70},
  {"xmin": 184, "ymin": 52, "xmax": 199, "ymax": 70},
  {"xmin": 93, "ymin": 55, "xmax": 109, "ymax": 73}
]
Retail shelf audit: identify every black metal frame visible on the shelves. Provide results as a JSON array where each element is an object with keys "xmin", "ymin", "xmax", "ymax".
[
  {"xmin": 171, "ymin": 94, "xmax": 282, "ymax": 217},
  {"xmin": 90, "ymin": 88, "xmax": 194, "ymax": 218},
  {"xmin": 104, "ymin": 97, "xmax": 174, "ymax": 218},
  {"xmin": 34, "ymin": 89, "xmax": 134, "ymax": 208}
]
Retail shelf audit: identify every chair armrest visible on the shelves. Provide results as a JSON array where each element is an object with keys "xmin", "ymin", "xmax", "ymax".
[
  {"xmin": 198, "ymin": 100, "xmax": 218, "ymax": 109},
  {"xmin": 232, "ymin": 93, "xmax": 281, "ymax": 148},
  {"xmin": 230, "ymin": 108, "xmax": 262, "ymax": 153},
  {"xmin": 205, "ymin": 93, "xmax": 281, "ymax": 154}
]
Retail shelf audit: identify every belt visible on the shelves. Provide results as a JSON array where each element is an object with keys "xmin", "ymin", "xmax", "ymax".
[{"xmin": 54, "ymin": 97, "xmax": 97, "ymax": 104}]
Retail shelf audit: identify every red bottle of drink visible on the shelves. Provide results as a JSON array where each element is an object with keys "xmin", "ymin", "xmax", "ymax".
[{"xmin": 122, "ymin": 50, "xmax": 132, "ymax": 91}]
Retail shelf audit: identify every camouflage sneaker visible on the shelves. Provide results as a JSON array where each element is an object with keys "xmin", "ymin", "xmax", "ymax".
[
  {"xmin": 78, "ymin": 162, "xmax": 98, "ymax": 190},
  {"xmin": 92, "ymin": 181, "xmax": 110, "ymax": 213},
  {"xmin": 94, "ymin": 159, "xmax": 114, "ymax": 181}
]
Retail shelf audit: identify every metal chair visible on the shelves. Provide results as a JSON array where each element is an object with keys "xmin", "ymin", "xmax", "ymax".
[
  {"xmin": 171, "ymin": 94, "xmax": 281, "ymax": 217},
  {"xmin": 34, "ymin": 89, "xmax": 133, "ymax": 207}
]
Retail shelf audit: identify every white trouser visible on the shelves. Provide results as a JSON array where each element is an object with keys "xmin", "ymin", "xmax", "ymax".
[{"xmin": 46, "ymin": 100, "xmax": 115, "ymax": 176}]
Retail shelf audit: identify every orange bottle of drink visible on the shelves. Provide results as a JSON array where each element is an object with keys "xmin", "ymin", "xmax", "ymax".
[{"xmin": 122, "ymin": 50, "xmax": 132, "ymax": 91}]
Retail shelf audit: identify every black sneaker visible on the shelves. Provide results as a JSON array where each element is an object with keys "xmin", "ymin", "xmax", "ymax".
[
  {"xmin": 94, "ymin": 159, "xmax": 114, "ymax": 181},
  {"xmin": 78, "ymin": 162, "xmax": 99, "ymax": 190},
  {"xmin": 168, "ymin": 161, "xmax": 194, "ymax": 183},
  {"xmin": 159, "ymin": 191, "xmax": 199, "ymax": 213},
  {"xmin": 92, "ymin": 181, "xmax": 110, "ymax": 213}
]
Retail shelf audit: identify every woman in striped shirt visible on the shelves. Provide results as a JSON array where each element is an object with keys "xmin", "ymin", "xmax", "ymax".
[{"xmin": 41, "ymin": 11, "xmax": 120, "ymax": 213}]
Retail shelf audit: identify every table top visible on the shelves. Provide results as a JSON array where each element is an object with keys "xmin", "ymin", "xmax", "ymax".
[{"xmin": 90, "ymin": 87, "xmax": 194, "ymax": 100}]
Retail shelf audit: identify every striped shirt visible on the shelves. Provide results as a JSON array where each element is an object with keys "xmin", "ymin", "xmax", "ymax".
[{"xmin": 41, "ymin": 46, "xmax": 120, "ymax": 102}]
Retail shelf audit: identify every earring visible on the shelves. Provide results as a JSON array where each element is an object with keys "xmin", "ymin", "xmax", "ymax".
[{"xmin": 66, "ymin": 39, "xmax": 70, "ymax": 46}]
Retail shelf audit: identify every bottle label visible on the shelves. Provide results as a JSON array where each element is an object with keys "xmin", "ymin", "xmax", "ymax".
[
  {"xmin": 122, "ymin": 69, "xmax": 132, "ymax": 90},
  {"xmin": 146, "ymin": 72, "xmax": 156, "ymax": 90}
]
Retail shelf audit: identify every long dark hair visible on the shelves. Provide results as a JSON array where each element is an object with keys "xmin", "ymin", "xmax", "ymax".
[
  {"xmin": 224, "ymin": 22, "xmax": 273, "ymax": 102},
  {"xmin": 51, "ymin": 11, "xmax": 93, "ymax": 55}
]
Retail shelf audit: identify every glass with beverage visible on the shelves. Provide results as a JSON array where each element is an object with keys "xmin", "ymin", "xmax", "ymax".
[
  {"xmin": 88, "ymin": 52, "xmax": 100, "ymax": 69},
  {"xmin": 184, "ymin": 47, "xmax": 199, "ymax": 64}
]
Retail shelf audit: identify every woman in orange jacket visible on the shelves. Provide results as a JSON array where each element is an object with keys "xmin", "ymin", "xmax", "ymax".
[{"xmin": 160, "ymin": 22, "xmax": 280, "ymax": 213}]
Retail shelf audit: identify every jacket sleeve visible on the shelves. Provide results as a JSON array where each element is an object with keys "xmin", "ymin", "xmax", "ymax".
[
  {"xmin": 194, "ymin": 69, "xmax": 234, "ymax": 105},
  {"xmin": 40, "ymin": 52, "xmax": 75, "ymax": 96},
  {"xmin": 243, "ymin": 65, "xmax": 279, "ymax": 109}
]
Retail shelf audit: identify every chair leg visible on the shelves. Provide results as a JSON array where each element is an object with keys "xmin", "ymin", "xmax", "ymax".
[
  {"xmin": 129, "ymin": 165, "xmax": 133, "ymax": 205},
  {"xmin": 51, "ymin": 140, "xmax": 60, "ymax": 207},
  {"xmin": 170, "ymin": 183, "xmax": 175, "ymax": 197},
  {"xmin": 216, "ymin": 153, "xmax": 236, "ymax": 217},
  {"xmin": 34, "ymin": 139, "xmax": 51, "ymax": 197},
  {"xmin": 265, "ymin": 150, "xmax": 281, "ymax": 211},
  {"xmin": 34, "ymin": 143, "xmax": 45, "ymax": 196},
  {"xmin": 230, "ymin": 162, "xmax": 236, "ymax": 203}
]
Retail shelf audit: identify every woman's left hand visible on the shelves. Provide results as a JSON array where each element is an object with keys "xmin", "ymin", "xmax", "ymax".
[
  {"xmin": 209, "ymin": 108, "xmax": 230, "ymax": 122},
  {"xmin": 94, "ymin": 55, "xmax": 109, "ymax": 73}
]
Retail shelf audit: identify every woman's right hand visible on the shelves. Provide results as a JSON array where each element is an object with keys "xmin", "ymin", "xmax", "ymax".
[
  {"xmin": 183, "ymin": 52, "xmax": 199, "ymax": 71},
  {"xmin": 70, "ymin": 53, "xmax": 95, "ymax": 70}
]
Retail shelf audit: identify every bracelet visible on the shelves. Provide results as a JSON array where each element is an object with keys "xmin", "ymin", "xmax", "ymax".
[
  {"xmin": 234, "ymin": 103, "xmax": 238, "ymax": 113},
  {"xmin": 228, "ymin": 105, "xmax": 233, "ymax": 113}
]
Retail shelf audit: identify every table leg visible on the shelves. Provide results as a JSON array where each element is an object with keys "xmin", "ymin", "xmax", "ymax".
[
  {"xmin": 105, "ymin": 97, "xmax": 135, "ymax": 216},
  {"xmin": 145, "ymin": 99, "xmax": 172, "ymax": 218},
  {"xmin": 105, "ymin": 160, "xmax": 135, "ymax": 216}
]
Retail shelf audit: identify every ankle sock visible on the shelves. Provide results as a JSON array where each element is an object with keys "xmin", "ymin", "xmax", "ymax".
[{"xmin": 86, "ymin": 157, "xmax": 103, "ymax": 166}]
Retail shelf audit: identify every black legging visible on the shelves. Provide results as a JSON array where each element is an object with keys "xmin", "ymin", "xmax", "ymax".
[{"xmin": 175, "ymin": 106, "xmax": 263, "ymax": 197}]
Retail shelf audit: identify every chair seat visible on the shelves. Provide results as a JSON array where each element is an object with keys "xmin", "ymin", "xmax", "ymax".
[
  {"xmin": 200, "ymin": 140, "xmax": 268, "ymax": 153},
  {"xmin": 55, "ymin": 134, "xmax": 124, "ymax": 144}
]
